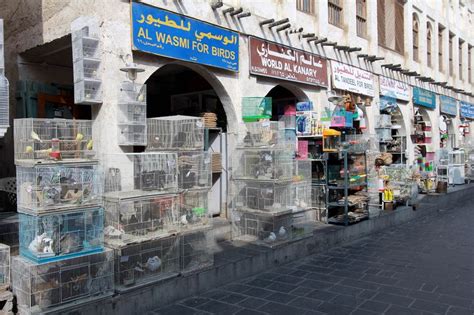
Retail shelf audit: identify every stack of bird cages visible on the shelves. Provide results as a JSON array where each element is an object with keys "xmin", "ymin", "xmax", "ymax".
[
  {"xmin": 178, "ymin": 190, "xmax": 211, "ymax": 233},
  {"xmin": 147, "ymin": 116, "xmax": 204, "ymax": 151},
  {"xmin": 16, "ymin": 162, "xmax": 102, "ymax": 213},
  {"xmin": 177, "ymin": 151, "xmax": 212, "ymax": 190},
  {"xmin": 14, "ymin": 119, "xmax": 95, "ymax": 163},
  {"xmin": 117, "ymin": 82, "xmax": 147, "ymax": 146},
  {"xmin": 103, "ymin": 152, "xmax": 178, "ymax": 198},
  {"xmin": 114, "ymin": 235, "xmax": 180, "ymax": 288},
  {"xmin": 104, "ymin": 194, "xmax": 179, "ymax": 246},
  {"xmin": 12, "ymin": 248, "xmax": 114, "ymax": 314},
  {"xmin": 237, "ymin": 121, "xmax": 287, "ymax": 148},
  {"xmin": 18, "ymin": 207, "xmax": 104, "ymax": 264},
  {"xmin": 232, "ymin": 149, "xmax": 294, "ymax": 181},
  {"xmin": 232, "ymin": 180, "xmax": 293, "ymax": 212},
  {"xmin": 12, "ymin": 118, "xmax": 109, "ymax": 312}
]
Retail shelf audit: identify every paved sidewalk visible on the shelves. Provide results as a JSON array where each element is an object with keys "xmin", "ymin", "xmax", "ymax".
[{"xmin": 153, "ymin": 203, "xmax": 474, "ymax": 315}]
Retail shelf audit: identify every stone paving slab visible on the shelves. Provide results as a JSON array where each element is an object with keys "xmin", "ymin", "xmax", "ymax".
[{"xmin": 152, "ymin": 200, "xmax": 474, "ymax": 315}]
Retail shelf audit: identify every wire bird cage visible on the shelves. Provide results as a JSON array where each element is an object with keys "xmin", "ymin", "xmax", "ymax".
[
  {"xmin": 104, "ymin": 194, "xmax": 179, "ymax": 245},
  {"xmin": 117, "ymin": 82, "xmax": 147, "ymax": 146},
  {"xmin": 231, "ymin": 208, "xmax": 315, "ymax": 248},
  {"xmin": 19, "ymin": 207, "xmax": 104, "ymax": 264},
  {"xmin": 180, "ymin": 230, "xmax": 214, "ymax": 274},
  {"xmin": 16, "ymin": 162, "xmax": 102, "ymax": 214},
  {"xmin": 147, "ymin": 116, "xmax": 204, "ymax": 151},
  {"xmin": 0, "ymin": 244, "xmax": 9, "ymax": 286},
  {"xmin": 177, "ymin": 151, "xmax": 212, "ymax": 190},
  {"xmin": 12, "ymin": 248, "xmax": 114, "ymax": 314},
  {"xmin": 113, "ymin": 235, "xmax": 180, "ymax": 288},
  {"xmin": 178, "ymin": 190, "xmax": 210, "ymax": 232},
  {"xmin": 14, "ymin": 118, "xmax": 95, "ymax": 163},
  {"xmin": 103, "ymin": 153, "xmax": 178, "ymax": 198},
  {"xmin": 237, "ymin": 121, "xmax": 288, "ymax": 148},
  {"xmin": 232, "ymin": 181, "xmax": 293, "ymax": 212},
  {"xmin": 232, "ymin": 149, "xmax": 294, "ymax": 181}
]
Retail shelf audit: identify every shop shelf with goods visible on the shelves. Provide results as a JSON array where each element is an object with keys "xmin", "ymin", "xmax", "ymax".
[
  {"xmin": 146, "ymin": 115, "xmax": 204, "ymax": 151},
  {"xmin": 177, "ymin": 151, "xmax": 212, "ymax": 190},
  {"xmin": 178, "ymin": 189, "xmax": 211, "ymax": 233},
  {"xmin": 19, "ymin": 207, "xmax": 104, "ymax": 264},
  {"xmin": 232, "ymin": 149, "xmax": 294, "ymax": 181},
  {"xmin": 231, "ymin": 207, "xmax": 317, "ymax": 248},
  {"xmin": 103, "ymin": 152, "xmax": 178, "ymax": 200},
  {"xmin": 180, "ymin": 229, "xmax": 214, "ymax": 275},
  {"xmin": 12, "ymin": 248, "xmax": 114, "ymax": 315},
  {"xmin": 16, "ymin": 162, "xmax": 102, "ymax": 215},
  {"xmin": 237, "ymin": 121, "xmax": 288, "ymax": 149},
  {"xmin": 0, "ymin": 244, "xmax": 9, "ymax": 288},
  {"xmin": 326, "ymin": 150, "xmax": 369, "ymax": 225},
  {"xmin": 112, "ymin": 235, "xmax": 180, "ymax": 290},
  {"xmin": 415, "ymin": 157, "xmax": 437, "ymax": 194},
  {"xmin": 14, "ymin": 118, "xmax": 95, "ymax": 164},
  {"xmin": 72, "ymin": 25, "xmax": 102, "ymax": 105},
  {"xmin": 380, "ymin": 165, "xmax": 418, "ymax": 208},
  {"xmin": 117, "ymin": 81, "xmax": 147, "ymax": 146},
  {"xmin": 104, "ymin": 194, "xmax": 179, "ymax": 247},
  {"xmin": 448, "ymin": 149, "xmax": 465, "ymax": 185}
]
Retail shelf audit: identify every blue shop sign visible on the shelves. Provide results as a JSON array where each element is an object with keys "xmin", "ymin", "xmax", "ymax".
[
  {"xmin": 439, "ymin": 95, "xmax": 457, "ymax": 116},
  {"xmin": 460, "ymin": 101, "xmax": 474, "ymax": 119},
  {"xmin": 413, "ymin": 87, "xmax": 436, "ymax": 109},
  {"xmin": 131, "ymin": 2, "xmax": 239, "ymax": 72}
]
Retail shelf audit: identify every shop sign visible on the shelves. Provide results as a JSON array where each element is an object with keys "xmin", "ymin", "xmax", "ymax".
[
  {"xmin": 379, "ymin": 76, "xmax": 410, "ymax": 101},
  {"xmin": 413, "ymin": 87, "xmax": 436, "ymax": 109},
  {"xmin": 439, "ymin": 95, "xmax": 457, "ymax": 116},
  {"xmin": 330, "ymin": 61, "xmax": 375, "ymax": 97},
  {"xmin": 131, "ymin": 2, "xmax": 239, "ymax": 72},
  {"xmin": 249, "ymin": 37, "xmax": 328, "ymax": 87},
  {"xmin": 460, "ymin": 101, "xmax": 474, "ymax": 119}
]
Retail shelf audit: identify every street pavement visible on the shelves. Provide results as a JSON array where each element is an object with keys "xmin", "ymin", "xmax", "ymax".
[{"xmin": 153, "ymin": 202, "xmax": 474, "ymax": 315}]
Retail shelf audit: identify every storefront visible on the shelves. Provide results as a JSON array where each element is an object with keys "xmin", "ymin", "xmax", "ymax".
[
  {"xmin": 412, "ymin": 87, "xmax": 437, "ymax": 162},
  {"xmin": 439, "ymin": 95, "xmax": 458, "ymax": 149},
  {"xmin": 378, "ymin": 75, "xmax": 410, "ymax": 165}
]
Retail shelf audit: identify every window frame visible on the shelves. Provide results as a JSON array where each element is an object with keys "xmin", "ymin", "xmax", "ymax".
[
  {"xmin": 412, "ymin": 13, "xmax": 419, "ymax": 62},
  {"xmin": 356, "ymin": 0, "xmax": 368, "ymax": 38},
  {"xmin": 427, "ymin": 22, "xmax": 432, "ymax": 68},
  {"xmin": 297, "ymin": 0, "xmax": 315, "ymax": 15},
  {"xmin": 438, "ymin": 25, "xmax": 444, "ymax": 72},
  {"xmin": 328, "ymin": 0, "xmax": 344, "ymax": 27}
]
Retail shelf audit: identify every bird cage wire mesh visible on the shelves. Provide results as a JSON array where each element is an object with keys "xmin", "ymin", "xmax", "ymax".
[
  {"xmin": 14, "ymin": 118, "xmax": 95, "ymax": 163},
  {"xmin": 104, "ymin": 194, "xmax": 179, "ymax": 246},
  {"xmin": 178, "ymin": 190, "xmax": 211, "ymax": 232},
  {"xmin": 117, "ymin": 82, "xmax": 147, "ymax": 146},
  {"xmin": 18, "ymin": 207, "xmax": 104, "ymax": 264},
  {"xmin": 237, "ymin": 121, "xmax": 287, "ymax": 148},
  {"xmin": 12, "ymin": 248, "xmax": 114, "ymax": 314},
  {"xmin": 0, "ymin": 243, "xmax": 10, "ymax": 286},
  {"xmin": 232, "ymin": 149, "xmax": 294, "ymax": 181},
  {"xmin": 147, "ymin": 116, "xmax": 204, "ymax": 151},
  {"xmin": 180, "ymin": 230, "xmax": 214, "ymax": 274},
  {"xmin": 231, "ymin": 181, "xmax": 294, "ymax": 212},
  {"xmin": 177, "ymin": 151, "xmax": 212, "ymax": 190},
  {"xmin": 16, "ymin": 163, "xmax": 102, "ymax": 214}
]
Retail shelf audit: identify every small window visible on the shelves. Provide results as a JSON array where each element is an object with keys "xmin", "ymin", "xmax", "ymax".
[
  {"xmin": 328, "ymin": 0, "xmax": 343, "ymax": 27},
  {"xmin": 427, "ymin": 22, "xmax": 432, "ymax": 67},
  {"xmin": 297, "ymin": 0, "xmax": 315, "ymax": 14},
  {"xmin": 438, "ymin": 25, "xmax": 444, "ymax": 72},
  {"xmin": 413, "ymin": 14, "xmax": 419, "ymax": 62},
  {"xmin": 449, "ymin": 33, "xmax": 454, "ymax": 76},
  {"xmin": 378, "ymin": 0, "xmax": 405, "ymax": 54},
  {"xmin": 459, "ymin": 39, "xmax": 464, "ymax": 80},
  {"xmin": 469, "ymin": 45, "xmax": 472, "ymax": 83},
  {"xmin": 356, "ymin": 0, "xmax": 367, "ymax": 38}
]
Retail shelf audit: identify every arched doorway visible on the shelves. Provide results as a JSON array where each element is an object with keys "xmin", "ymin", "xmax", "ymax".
[
  {"xmin": 413, "ymin": 107, "xmax": 434, "ymax": 161},
  {"xmin": 264, "ymin": 84, "xmax": 308, "ymax": 121},
  {"xmin": 144, "ymin": 63, "xmax": 233, "ymax": 217}
]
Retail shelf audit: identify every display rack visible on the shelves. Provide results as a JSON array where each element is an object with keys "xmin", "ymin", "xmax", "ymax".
[
  {"xmin": 117, "ymin": 82, "xmax": 147, "ymax": 146},
  {"xmin": 327, "ymin": 150, "xmax": 369, "ymax": 225}
]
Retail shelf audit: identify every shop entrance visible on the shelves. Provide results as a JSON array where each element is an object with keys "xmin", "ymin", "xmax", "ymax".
[
  {"xmin": 145, "ymin": 64, "xmax": 229, "ymax": 217},
  {"xmin": 264, "ymin": 85, "xmax": 307, "ymax": 120},
  {"xmin": 413, "ymin": 108, "xmax": 434, "ymax": 160}
]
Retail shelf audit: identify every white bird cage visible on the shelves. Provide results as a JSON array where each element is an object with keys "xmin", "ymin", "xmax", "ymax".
[
  {"xmin": 177, "ymin": 151, "xmax": 212, "ymax": 190},
  {"xmin": 178, "ymin": 190, "xmax": 210, "ymax": 233},
  {"xmin": 117, "ymin": 82, "xmax": 147, "ymax": 146},
  {"xmin": 231, "ymin": 208, "xmax": 314, "ymax": 248},
  {"xmin": 18, "ymin": 207, "xmax": 104, "ymax": 264},
  {"xmin": 292, "ymin": 181, "xmax": 312, "ymax": 211},
  {"xmin": 16, "ymin": 162, "xmax": 102, "ymax": 214},
  {"xmin": 103, "ymin": 152, "xmax": 178, "ymax": 198},
  {"xmin": 180, "ymin": 230, "xmax": 214, "ymax": 274},
  {"xmin": 104, "ymin": 194, "xmax": 179, "ymax": 246},
  {"xmin": 232, "ymin": 181, "xmax": 294, "ymax": 212},
  {"xmin": 12, "ymin": 248, "xmax": 114, "ymax": 314},
  {"xmin": 0, "ymin": 243, "xmax": 10, "ymax": 286},
  {"xmin": 294, "ymin": 160, "xmax": 312, "ymax": 182},
  {"xmin": 0, "ymin": 74, "xmax": 9, "ymax": 138},
  {"xmin": 147, "ymin": 116, "xmax": 204, "ymax": 151},
  {"xmin": 232, "ymin": 149, "xmax": 294, "ymax": 181},
  {"xmin": 112, "ymin": 235, "xmax": 180, "ymax": 289},
  {"xmin": 238, "ymin": 121, "xmax": 288, "ymax": 148},
  {"xmin": 72, "ymin": 17, "xmax": 102, "ymax": 105},
  {"xmin": 14, "ymin": 118, "xmax": 95, "ymax": 164}
]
